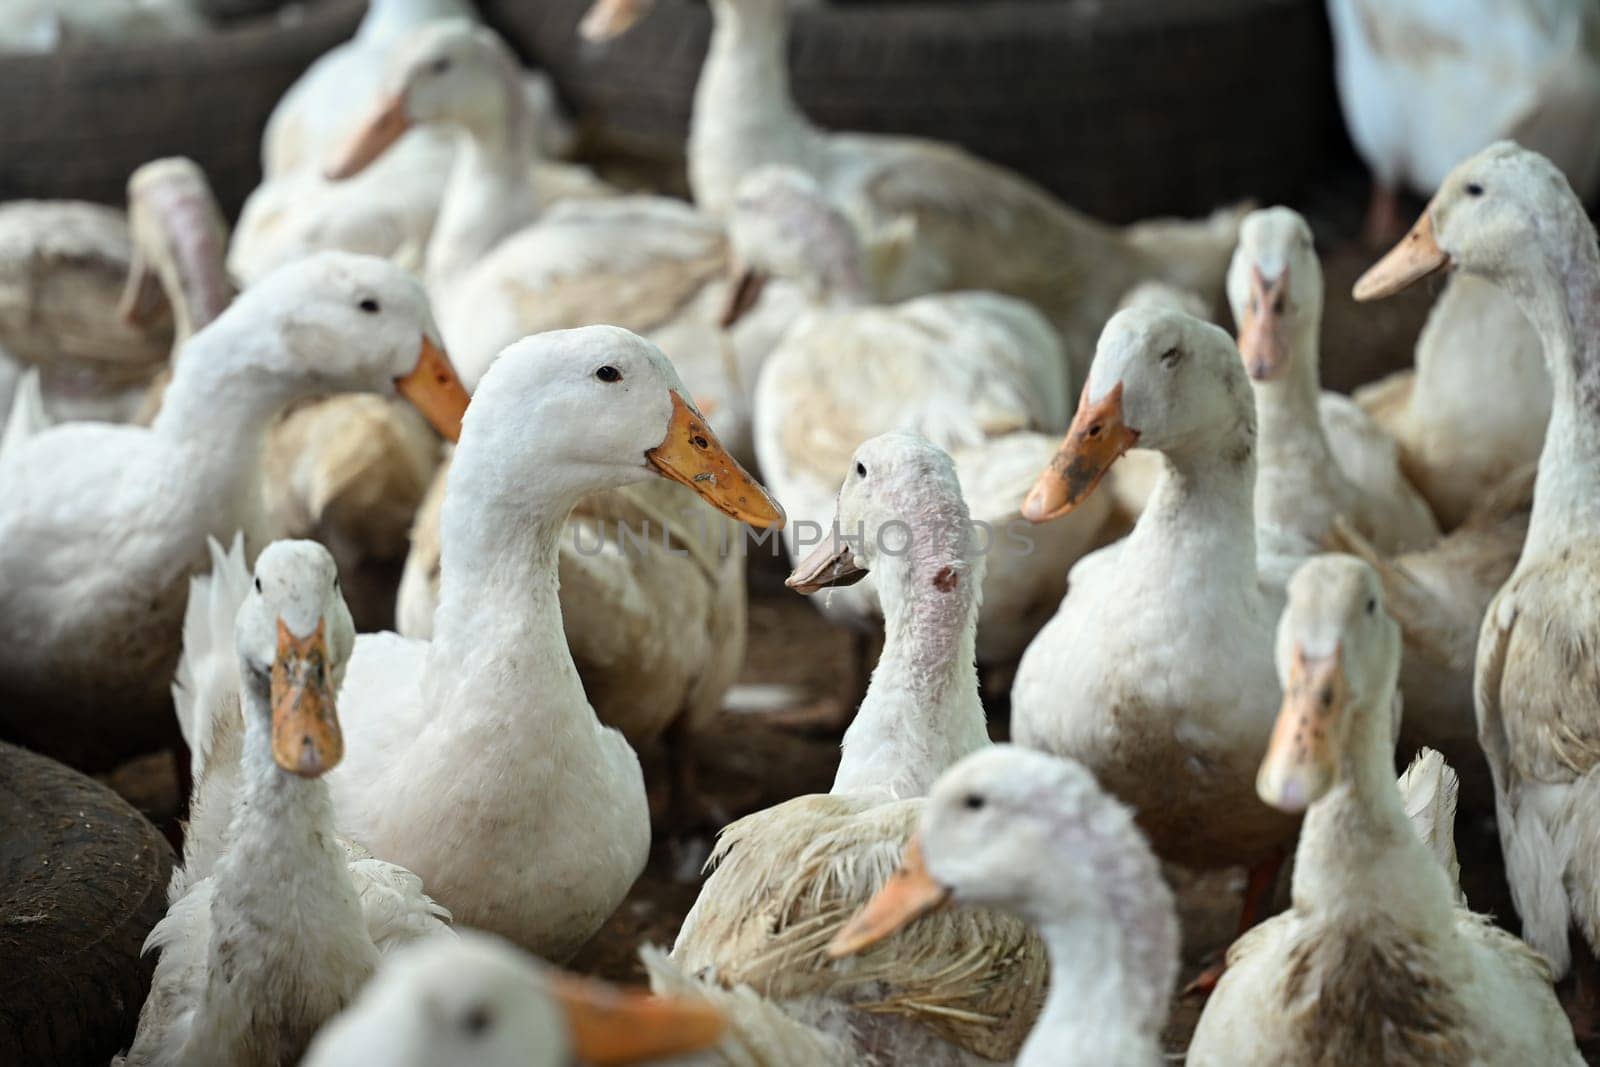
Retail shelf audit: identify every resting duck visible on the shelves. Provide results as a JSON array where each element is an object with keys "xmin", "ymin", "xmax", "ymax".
[
  {"xmin": 647, "ymin": 433, "xmax": 1047, "ymax": 1065},
  {"xmin": 1356, "ymin": 142, "xmax": 1600, "ymax": 1019},
  {"xmin": 581, "ymin": 0, "xmax": 1245, "ymax": 383},
  {"xmin": 326, "ymin": 327, "xmax": 782, "ymax": 958},
  {"xmin": 1327, "ymin": 0, "xmax": 1600, "ymax": 242},
  {"xmin": 829, "ymin": 744, "xmax": 1180, "ymax": 1067},
  {"xmin": 1228, "ymin": 207, "xmax": 1438, "ymax": 555},
  {"xmin": 741, "ymin": 166, "xmax": 1111, "ymax": 666},
  {"xmin": 1355, "ymin": 273, "xmax": 1549, "ymax": 529},
  {"xmin": 1010, "ymin": 305, "xmax": 1300, "ymax": 984},
  {"xmin": 303, "ymin": 931, "xmax": 727, "ymax": 1067},
  {"xmin": 0, "ymin": 198, "xmax": 171, "ymax": 423},
  {"xmin": 0, "ymin": 251, "xmax": 466, "ymax": 771},
  {"xmin": 1188, "ymin": 555, "xmax": 1580, "ymax": 1066},
  {"xmin": 116, "ymin": 540, "xmax": 450, "ymax": 1067}
]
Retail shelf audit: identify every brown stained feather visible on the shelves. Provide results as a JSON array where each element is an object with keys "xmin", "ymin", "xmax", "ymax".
[
  {"xmin": 674, "ymin": 795, "xmax": 1047, "ymax": 1061},
  {"xmin": 1278, "ymin": 919, "xmax": 1470, "ymax": 1065},
  {"xmin": 505, "ymin": 244, "xmax": 728, "ymax": 340}
]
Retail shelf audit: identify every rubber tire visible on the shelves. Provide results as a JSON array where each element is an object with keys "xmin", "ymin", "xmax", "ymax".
[
  {"xmin": 0, "ymin": 742, "xmax": 175, "ymax": 1066},
  {"xmin": 486, "ymin": 0, "xmax": 1337, "ymax": 222}
]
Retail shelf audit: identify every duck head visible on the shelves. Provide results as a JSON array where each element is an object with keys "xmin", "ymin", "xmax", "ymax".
[
  {"xmin": 236, "ymin": 540, "xmax": 357, "ymax": 778},
  {"xmin": 1022, "ymin": 305, "xmax": 1249, "ymax": 522},
  {"xmin": 1227, "ymin": 207, "xmax": 1321, "ymax": 383},
  {"xmin": 1257, "ymin": 555, "xmax": 1401, "ymax": 813},
  {"xmin": 327, "ymin": 20, "xmax": 519, "ymax": 180},
  {"xmin": 721, "ymin": 165, "xmax": 866, "ymax": 327},
  {"xmin": 463, "ymin": 325, "xmax": 784, "ymax": 527},
  {"xmin": 246, "ymin": 251, "xmax": 468, "ymax": 440},
  {"xmin": 119, "ymin": 157, "xmax": 233, "ymax": 345}
]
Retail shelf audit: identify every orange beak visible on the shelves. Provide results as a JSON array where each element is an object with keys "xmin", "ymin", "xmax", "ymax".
[
  {"xmin": 270, "ymin": 617, "xmax": 342, "ymax": 778},
  {"xmin": 786, "ymin": 531, "xmax": 868, "ymax": 594},
  {"xmin": 395, "ymin": 336, "xmax": 470, "ymax": 442},
  {"xmin": 579, "ymin": 0, "xmax": 653, "ymax": 42},
  {"xmin": 1020, "ymin": 381, "xmax": 1139, "ymax": 523},
  {"xmin": 1353, "ymin": 208, "xmax": 1450, "ymax": 301},
  {"xmin": 827, "ymin": 837, "xmax": 952, "ymax": 958},
  {"xmin": 1237, "ymin": 265, "xmax": 1291, "ymax": 381},
  {"xmin": 549, "ymin": 972, "xmax": 726, "ymax": 1065},
  {"xmin": 325, "ymin": 92, "xmax": 410, "ymax": 181},
  {"xmin": 646, "ymin": 391, "xmax": 785, "ymax": 528},
  {"xmin": 1256, "ymin": 644, "xmax": 1345, "ymax": 813}
]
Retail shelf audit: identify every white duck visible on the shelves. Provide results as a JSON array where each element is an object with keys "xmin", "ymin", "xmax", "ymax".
[
  {"xmin": 741, "ymin": 166, "xmax": 1111, "ymax": 666},
  {"xmin": 647, "ymin": 433, "xmax": 1047, "ymax": 1066},
  {"xmin": 303, "ymin": 931, "xmax": 727, "ymax": 1067},
  {"xmin": 1226, "ymin": 206, "xmax": 1439, "ymax": 553},
  {"xmin": 1188, "ymin": 555, "xmax": 1581, "ymax": 1066},
  {"xmin": 1327, "ymin": 0, "xmax": 1600, "ymax": 242},
  {"xmin": 1356, "ymin": 142, "xmax": 1600, "ymax": 1018},
  {"xmin": 324, "ymin": 327, "xmax": 783, "ymax": 959},
  {"xmin": 0, "ymin": 251, "xmax": 466, "ymax": 772},
  {"xmin": 0, "ymin": 0, "xmax": 205, "ymax": 52},
  {"xmin": 580, "ymin": 0, "xmax": 1245, "ymax": 383},
  {"xmin": 116, "ymin": 540, "xmax": 450, "ymax": 1067},
  {"xmin": 1010, "ymin": 305, "xmax": 1300, "ymax": 983},
  {"xmin": 828, "ymin": 744, "xmax": 1180, "ymax": 1067}
]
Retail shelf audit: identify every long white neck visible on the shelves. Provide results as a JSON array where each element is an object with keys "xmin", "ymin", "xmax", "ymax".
[
  {"xmin": 1250, "ymin": 314, "xmax": 1351, "ymax": 528},
  {"xmin": 357, "ymin": 0, "xmax": 476, "ymax": 46},
  {"xmin": 1131, "ymin": 414, "xmax": 1261, "ymax": 591},
  {"xmin": 427, "ymin": 69, "xmax": 540, "ymax": 285},
  {"xmin": 690, "ymin": 0, "xmax": 819, "ymax": 215},
  {"xmin": 1508, "ymin": 230, "xmax": 1600, "ymax": 556},
  {"xmin": 832, "ymin": 537, "xmax": 986, "ymax": 799}
]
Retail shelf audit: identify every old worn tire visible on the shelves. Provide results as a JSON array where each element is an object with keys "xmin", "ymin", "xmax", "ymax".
[
  {"xmin": 487, "ymin": 0, "xmax": 1336, "ymax": 222},
  {"xmin": 0, "ymin": 742, "xmax": 175, "ymax": 1066},
  {"xmin": 0, "ymin": 0, "xmax": 362, "ymax": 216}
]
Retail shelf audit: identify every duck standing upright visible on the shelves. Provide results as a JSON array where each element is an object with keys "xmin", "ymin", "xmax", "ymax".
[
  {"xmin": 1188, "ymin": 555, "xmax": 1580, "ymax": 1066},
  {"xmin": 1009, "ymin": 305, "xmax": 1299, "ymax": 986},
  {"xmin": 1356, "ymin": 141, "xmax": 1600, "ymax": 1027}
]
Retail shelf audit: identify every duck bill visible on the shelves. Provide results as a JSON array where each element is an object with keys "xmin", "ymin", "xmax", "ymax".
[
  {"xmin": 270, "ymin": 617, "xmax": 342, "ymax": 778},
  {"xmin": 396, "ymin": 336, "xmax": 470, "ymax": 442},
  {"xmin": 1238, "ymin": 265, "xmax": 1290, "ymax": 382},
  {"xmin": 647, "ymin": 391, "xmax": 786, "ymax": 528},
  {"xmin": 1021, "ymin": 381, "xmax": 1138, "ymax": 523},
  {"xmin": 116, "ymin": 239, "xmax": 167, "ymax": 328},
  {"xmin": 549, "ymin": 974, "xmax": 726, "ymax": 1065},
  {"xmin": 1352, "ymin": 209, "xmax": 1450, "ymax": 301},
  {"xmin": 786, "ymin": 533, "xmax": 867, "ymax": 594},
  {"xmin": 827, "ymin": 837, "xmax": 951, "ymax": 958},
  {"xmin": 1256, "ymin": 645, "xmax": 1345, "ymax": 813},
  {"xmin": 325, "ymin": 92, "xmax": 410, "ymax": 181},
  {"xmin": 717, "ymin": 263, "xmax": 769, "ymax": 329},
  {"xmin": 579, "ymin": 0, "xmax": 653, "ymax": 42}
]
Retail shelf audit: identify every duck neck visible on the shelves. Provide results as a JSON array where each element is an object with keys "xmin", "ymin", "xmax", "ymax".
[
  {"xmin": 832, "ymin": 535, "xmax": 985, "ymax": 797},
  {"xmin": 1513, "ymin": 233, "xmax": 1600, "ymax": 554},
  {"xmin": 691, "ymin": 0, "xmax": 818, "ymax": 215},
  {"xmin": 427, "ymin": 68, "xmax": 540, "ymax": 285},
  {"xmin": 1250, "ymin": 318, "xmax": 1349, "ymax": 524},
  {"xmin": 357, "ymin": 0, "xmax": 477, "ymax": 47},
  {"xmin": 1134, "ymin": 416, "xmax": 1260, "ymax": 585},
  {"xmin": 1291, "ymin": 687, "xmax": 1453, "ymax": 934}
]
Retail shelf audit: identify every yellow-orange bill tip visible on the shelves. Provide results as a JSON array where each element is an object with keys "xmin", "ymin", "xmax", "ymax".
[
  {"xmin": 549, "ymin": 974, "xmax": 726, "ymax": 1065},
  {"xmin": 325, "ymin": 93, "xmax": 410, "ymax": 181},
  {"xmin": 827, "ymin": 837, "xmax": 951, "ymax": 959},
  {"xmin": 647, "ymin": 392, "xmax": 785, "ymax": 528},
  {"xmin": 396, "ymin": 336, "xmax": 470, "ymax": 442},
  {"xmin": 1352, "ymin": 210, "xmax": 1449, "ymax": 301}
]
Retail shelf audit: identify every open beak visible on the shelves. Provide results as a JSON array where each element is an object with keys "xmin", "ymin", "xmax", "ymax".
[
  {"xmin": 117, "ymin": 239, "xmax": 167, "ymax": 327},
  {"xmin": 396, "ymin": 336, "xmax": 470, "ymax": 442},
  {"xmin": 549, "ymin": 973, "xmax": 726, "ymax": 1065},
  {"xmin": 786, "ymin": 532, "xmax": 867, "ymax": 594},
  {"xmin": 717, "ymin": 264, "xmax": 769, "ymax": 330},
  {"xmin": 827, "ymin": 837, "xmax": 951, "ymax": 958},
  {"xmin": 325, "ymin": 92, "xmax": 410, "ymax": 181},
  {"xmin": 1256, "ymin": 644, "xmax": 1345, "ymax": 813},
  {"xmin": 1353, "ymin": 208, "xmax": 1450, "ymax": 301},
  {"xmin": 1237, "ymin": 265, "xmax": 1290, "ymax": 381},
  {"xmin": 579, "ymin": 0, "xmax": 652, "ymax": 42},
  {"xmin": 270, "ymin": 617, "xmax": 342, "ymax": 777},
  {"xmin": 647, "ymin": 391, "xmax": 785, "ymax": 528},
  {"xmin": 1021, "ymin": 381, "xmax": 1138, "ymax": 523}
]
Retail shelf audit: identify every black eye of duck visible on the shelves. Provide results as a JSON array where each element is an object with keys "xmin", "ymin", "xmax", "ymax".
[
  {"xmin": 595, "ymin": 365, "xmax": 622, "ymax": 383},
  {"xmin": 1465, "ymin": 182, "xmax": 1484, "ymax": 197}
]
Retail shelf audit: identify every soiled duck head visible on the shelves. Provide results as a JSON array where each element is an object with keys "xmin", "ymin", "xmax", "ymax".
[
  {"xmin": 237, "ymin": 540, "xmax": 357, "ymax": 777},
  {"xmin": 1257, "ymin": 554, "xmax": 1402, "ymax": 813},
  {"xmin": 119, "ymin": 157, "xmax": 234, "ymax": 347},
  {"xmin": 301, "ymin": 930, "xmax": 727, "ymax": 1067},
  {"xmin": 1021, "ymin": 304, "xmax": 1251, "ymax": 522},
  {"xmin": 1226, "ymin": 206, "xmax": 1322, "ymax": 383},
  {"xmin": 722, "ymin": 165, "xmax": 868, "ymax": 325}
]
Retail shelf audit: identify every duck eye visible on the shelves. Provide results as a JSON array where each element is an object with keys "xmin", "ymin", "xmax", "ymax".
[
  {"xmin": 595, "ymin": 365, "xmax": 622, "ymax": 383},
  {"xmin": 461, "ymin": 1004, "xmax": 493, "ymax": 1037},
  {"xmin": 1366, "ymin": 596, "xmax": 1377, "ymax": 616},
  {"xmin": 855, "ymin": 461, "xmax": 867, "ymax": 478},
  {"xmin": 358, "ymin": 298, "xmax": 380, "ymax": 314},
  {"xmin": 1465, "ymin": 182, "xmax": 1484, "ymax": 197},
  {"xmin": 1160, "ymin": 347, "xmax": 1181, "ymax": 368},
  {"xmin": 962, "ymin": 793, "xmax": 986, "ymax": 811},
  {"xmin": 254, "ymin": 577, "xmax": 262, "ymax": 593},
  {"xmin": 431, "ymin": 57, "xmax": 452, "ymax": 75},
  {"xmin": 333, "ymin": 575, "xmax": 341, "ymax": 593}
]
